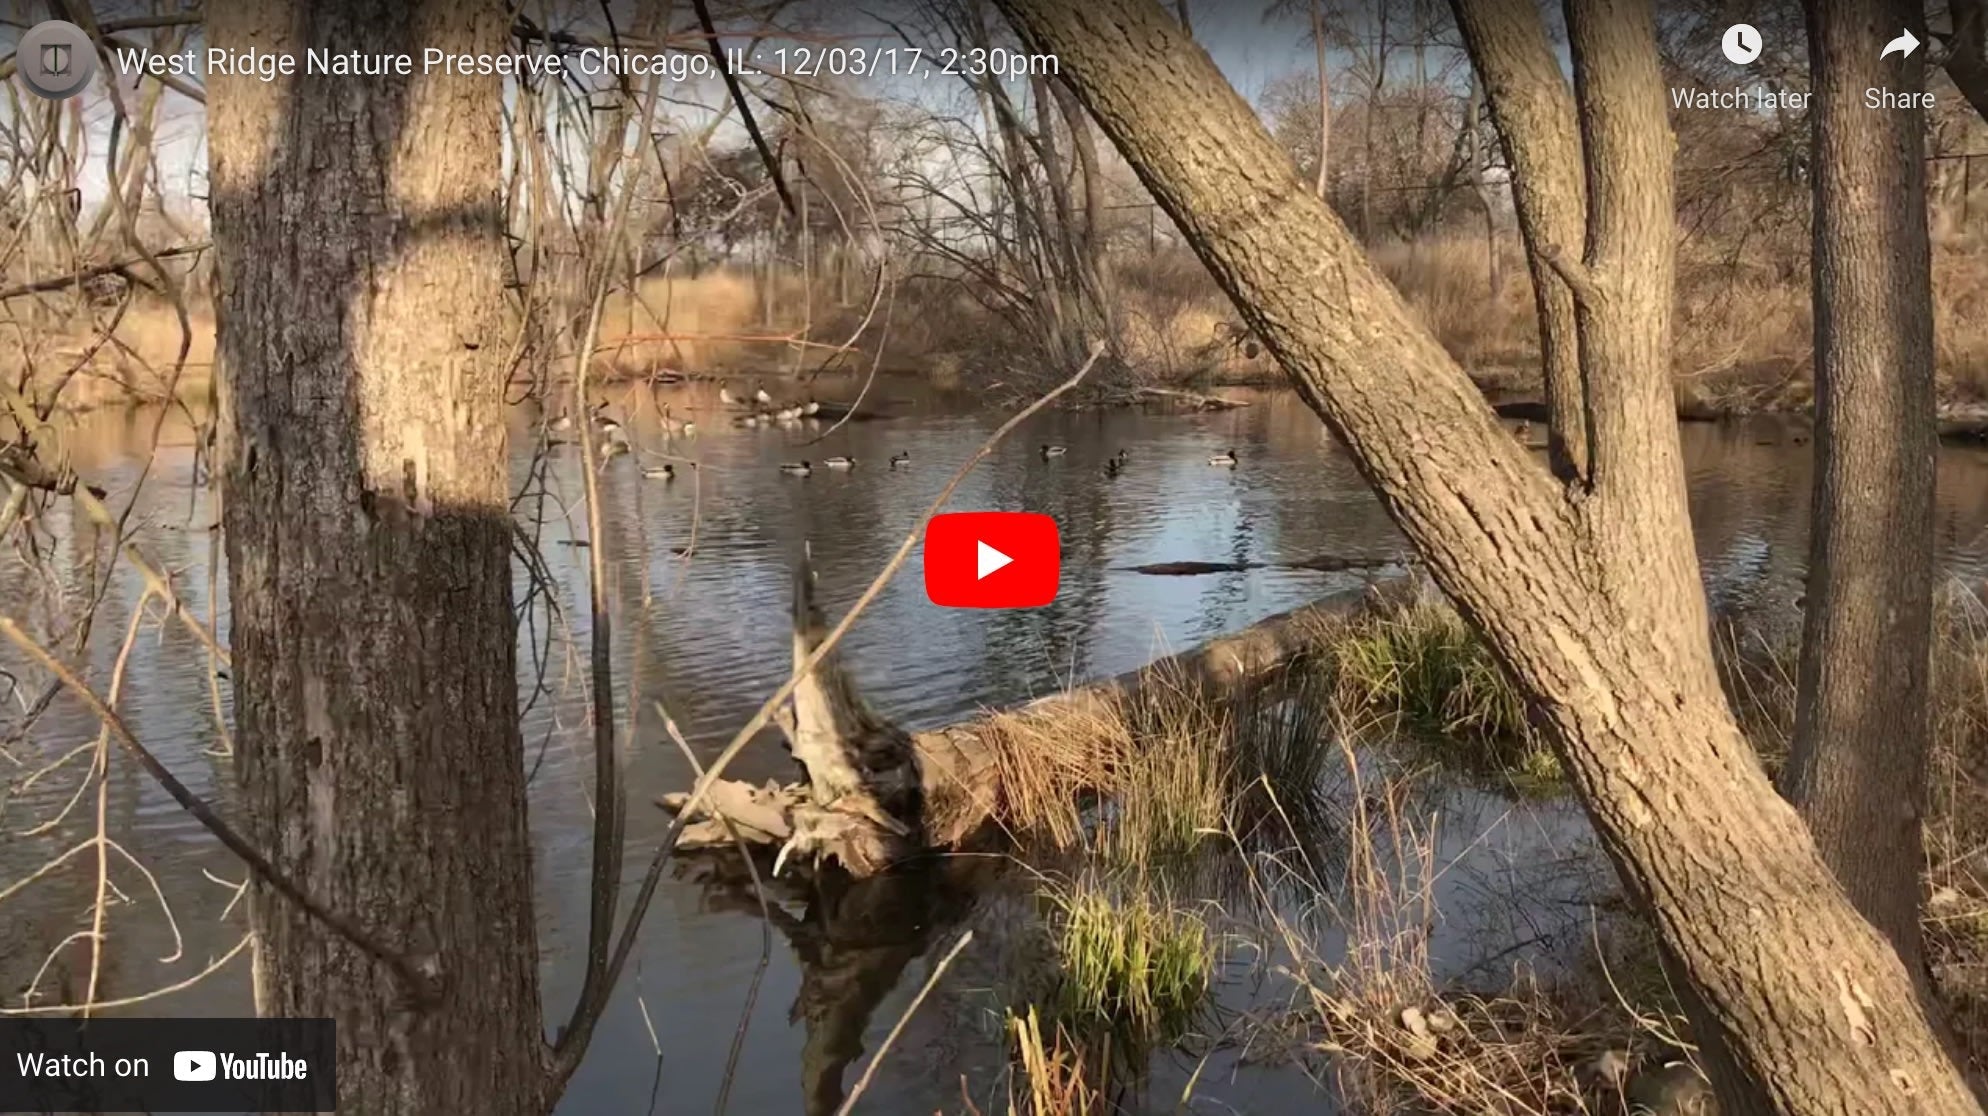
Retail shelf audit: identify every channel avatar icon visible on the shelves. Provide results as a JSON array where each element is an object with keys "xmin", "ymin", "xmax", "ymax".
[{"xmin": 924, "ymin": 512, "xmax": 1060, "ymax": 609}]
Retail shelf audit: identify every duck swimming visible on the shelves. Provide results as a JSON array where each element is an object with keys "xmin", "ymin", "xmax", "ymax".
[
  {"xmin": 1040, "ymin": 443, "xmax": 1068, "ymax": 459},
  {"xmin": 642, "ymin": 463, "xmax": 676, "ymax": 481},
  {"xmin": 1208, "ymin": 448, "xmax": 1238, "ymax": 466},
  {"xmin": 823, "ymin": 456, "xmax": 856, "ymax": 470},
  {"xmin": 889, "ymin": 451, "xmax": 910, "ymax": 469},
  {"xmin": 780, "ymin": 461, "xmax": 813, "ymax": 476}
]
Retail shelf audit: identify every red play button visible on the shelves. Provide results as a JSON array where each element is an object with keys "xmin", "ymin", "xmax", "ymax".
[{"xmin": 923, "ymin": 512, "xmax": 1060, "ymax": 608}]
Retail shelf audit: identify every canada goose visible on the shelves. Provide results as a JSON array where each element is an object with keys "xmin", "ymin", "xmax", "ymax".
[
  {"xmin": 1104, "ymin": 449, "xmax": 1128, "ymax": 476},
  {"xmin": 1514, "ymin": 420, "xmax": 1531, "ymax": 440},
  {"xmin": 780, "ymin": 461, "xmax": 813, "ymax": 476},
  {"xmin": 776, "ymin": 406, "xmax": 804, "ymax": 422},
  {"xmin": 642, "ymin": 463, "xmax": 676, "ymax": 481},
  {"xmin": 549, "ymin": 414, "xmax": 574, "ymax": 433},
  {"xmin": 1040, "ymin": 443, "xmax": 1068, "ymax": 459},
  {"xmin": 1208, "ymin": 448, "xmax": 1238, "ymax": 466},
  {"xmin": 720, "ymin": 386, "xmax": 739, "ymax": 406},
  {"xmin": 756, "ymin": 387, "xmax": 775, "ymax": 405},
  {"xmin": 658, "ymin": 406, "xmax": 695, "ymax": 436},
  {"xmin": 889, "ymin": 451, "xmax": 910, "ymax": 468},
  {"xmin": 596, "ymin": 415, "xmax": 625, "ymax": 441},
  {"xmin": 804, "ymin": 399, "xmax": 821, "ymax": 416},
  {"xmin": 734, "ymin": 413, "xmax": 761, "ymax": 428},
  {"xmin": 823, "ymin": 456, "xmax": 857, "ymax": 470},
  {"xmin": 599, "ymin": 439, "xmax": 629, "ymax": 468}
]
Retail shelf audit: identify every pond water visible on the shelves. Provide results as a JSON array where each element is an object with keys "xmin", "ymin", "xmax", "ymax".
[{"xmin": 6, "ymin": 379, "xmax": 1988, "ymax": 1114}]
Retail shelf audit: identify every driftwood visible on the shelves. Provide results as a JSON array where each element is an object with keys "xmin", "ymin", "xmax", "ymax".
[
  {"xmin": 1134, "ymin": 385, "xmax": 1249, "ymax": 410},
  {"xmin": 1124, "ymin": 553, "xmax": 1408, "ymax": 576},
  {"xmin": 658, "ymin": 569, "xmax": 1381, "ymax": 876}
]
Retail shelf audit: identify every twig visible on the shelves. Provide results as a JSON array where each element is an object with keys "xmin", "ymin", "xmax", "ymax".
[
  {"xmin": 656, "ymin": 702, "xmax": 773, "ymax": 1116},
  {"xmin": 0, "ymin": 241, "xmax": 210, "ymax": 302},
  {"xmin": 550, "ymin": 340, "xmax": 1103, "ymax": 1083},
  {"xmin": 833, "ymin": 930, "xmax": 976, "ymax": 1116},
  {"xmin": 0, "ymin": 618, "xmax": 437, "ymax": 1001},
  {"xmin": 558, "ymin": 42, "xmax": 668, "ymax": 1072}
]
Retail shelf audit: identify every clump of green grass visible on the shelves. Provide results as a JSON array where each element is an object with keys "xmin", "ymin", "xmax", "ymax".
[
  {"xmin": 1039, "ymin": 872, "xmax": 1215, "ymax": 1056},
  {"xmin": 1298, "ymin": 588, "xmax": 1553, "ymax": 784}
]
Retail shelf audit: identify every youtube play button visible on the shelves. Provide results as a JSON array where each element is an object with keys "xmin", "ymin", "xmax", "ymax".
[{"xmin": 924, "ymin": 512, "xmax": 1060, "ymax": 608}]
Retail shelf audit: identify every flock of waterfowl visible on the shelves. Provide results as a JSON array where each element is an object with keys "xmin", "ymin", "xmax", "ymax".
[{"xmin": 555, "ymin": 380, "xmax": 1249, "ymax": 482}]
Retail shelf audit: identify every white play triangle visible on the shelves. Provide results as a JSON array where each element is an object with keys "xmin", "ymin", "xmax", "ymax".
[{"xmin": 977, "ymin": 540, "xmax": 1014, "ymax": 580}]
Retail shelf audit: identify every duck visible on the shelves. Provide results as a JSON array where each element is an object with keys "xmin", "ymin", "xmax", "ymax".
[
  {"xmin": 822, "ymin": 456, "xmax": 857, "ymax": 470},
  {"xmin": 642, "ymin": 463, "xmax": 676, "ymax": 481},
  {"xmin": 889, "ymin": 451, "xmax": 910, "ymax": 469},
  {"xmin": 1040, "ymin": 443, "xmax": 1068, "ymax": 459},
  {"xmin": 779, "ymin": 461, "xmax": 813, "ymax": 476},
  {"xmin": 1208, "ymin": 448, "xmax": 1238, "ymax": 467}
]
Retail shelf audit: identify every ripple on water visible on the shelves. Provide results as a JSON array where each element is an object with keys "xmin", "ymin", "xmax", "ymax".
[{"xmin": 8, "ymin": 390, "xmax": 1988, "ymax": 1112}]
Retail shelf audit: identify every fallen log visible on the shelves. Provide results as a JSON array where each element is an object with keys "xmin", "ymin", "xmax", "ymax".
[
  {"xmin": 1134, "ymin": 386, "xmax": 1250, "ymax": 410},
  {"xmin": 659, "ymin": 571, "xmax": 1387, "ymax": 874}
]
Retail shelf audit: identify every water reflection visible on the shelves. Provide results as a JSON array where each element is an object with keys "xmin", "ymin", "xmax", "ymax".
[{"xmin": 5, "ymin": 383, "xmax": 1988, "ymax": 1113}]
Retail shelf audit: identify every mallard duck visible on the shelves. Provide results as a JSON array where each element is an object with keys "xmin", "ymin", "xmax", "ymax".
[
  {"xmin": 642, "ymin": 463, "xmax": 676, "ymax": 481},
  {"xmin": 1208, "ymin": 448, "xmax": 1238, "ymax": 466},
  {"xmin": 780, "ymin": 461, "xmax": 813, "ymax": 476},
  {"xmin": 823, "ymin": 456, "xmax": 856, "ymax": 470},
  {"xmin": 889, "ymin": 451, "xmax": 910, "ymax": 469},
  {"xmin": 1040, "ymin": 443, "xmax": 1068, "ymax": 459}
]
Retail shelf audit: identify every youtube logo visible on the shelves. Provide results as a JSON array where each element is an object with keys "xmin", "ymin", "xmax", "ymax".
[{"xmin": 924, "ymin": 512, "xmax": 1060, "ymax": 608}]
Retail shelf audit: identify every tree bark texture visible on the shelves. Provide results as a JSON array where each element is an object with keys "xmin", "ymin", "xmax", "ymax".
[
  {"xmin": 208, "ymin": 1, "xmax": 547, "ymax": 1112},
  {"xmin": 1447, "ymin": 0, "xmax": 1589, "ymax": 479},
  {"xmin": 985, "ymin": 0, "xmax": 1979, "ymax": 1112},
  {"xmin": 1784, "ymin": 0, "xmax": 1938, "ymax": 972}
]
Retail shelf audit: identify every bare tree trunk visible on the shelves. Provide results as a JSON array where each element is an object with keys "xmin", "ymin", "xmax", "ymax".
[
  {"xmin": 207, "ymin": 1, "xmax": 547, "ymax": 1112},
  {"xmin": 1447, "ymin": 0, "xmax": 1588, "ymax": 479},
  {"xmin": 1311, "ymin": 0, "xmax": 1331, "ymax": 200},
  {"xmin": 1463, "ymin": 79, "xmax": 1501, "ymax": 302},
  {"xmin": 1783, "ymin": 0, "xmax": 1938, "ymax": 973},
  {"xmin": 1948, "ymin": 0, "xmax": 1988, "ymax": 125},
  {"xmin": 986, "ymin": 0, "xmax": 1978, "ymax": 1111}
]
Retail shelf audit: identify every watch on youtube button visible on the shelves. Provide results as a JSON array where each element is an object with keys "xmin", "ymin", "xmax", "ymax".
[{"xmin": 924, "ymin": 512, "xmax": 1060, "ymax": 608}]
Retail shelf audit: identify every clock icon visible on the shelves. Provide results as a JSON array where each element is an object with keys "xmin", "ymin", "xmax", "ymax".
[{"xmin": 1722, "ymin": 23, "xmax": 1763, "ymax": 65}]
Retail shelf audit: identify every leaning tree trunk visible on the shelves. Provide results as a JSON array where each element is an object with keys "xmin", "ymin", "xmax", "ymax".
[
  {"xmin": 1782, "ymin": 0, "xmax": 1939, "ymax": 975},
  {"xmin": 986, "ymin": 0, "xmax": 1978, "ymax": 1112},
  {"xmin": 208, "ymin": 2, "xmax": 547, "ymax": 1112}
]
